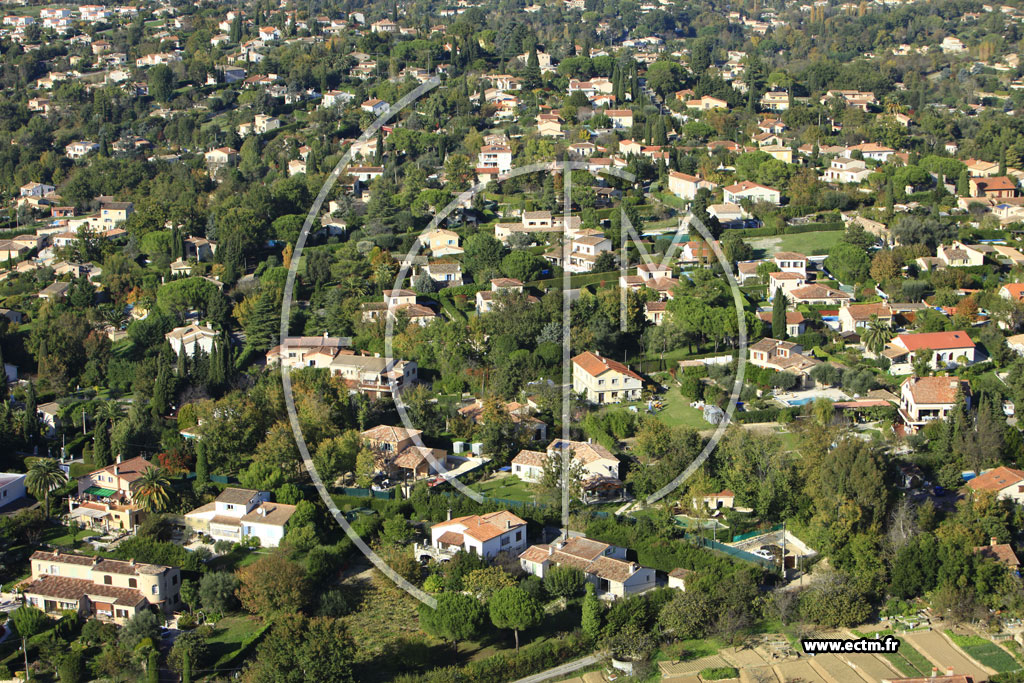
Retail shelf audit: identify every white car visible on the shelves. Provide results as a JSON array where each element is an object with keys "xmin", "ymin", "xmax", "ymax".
[{"xmin": 751, "ymin": 548, "xmax": 775, "ymax": 562}]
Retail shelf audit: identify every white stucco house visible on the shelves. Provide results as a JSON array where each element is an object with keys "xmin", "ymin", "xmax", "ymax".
[
  {"xmin": 184, "ymin": 488, "xmax": 296, "ymax": 548},
  {"xmin": 415, "ymin": 510, "xmax": 528, "ymax": 562}
]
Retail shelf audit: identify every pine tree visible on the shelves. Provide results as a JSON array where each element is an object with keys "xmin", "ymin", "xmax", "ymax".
[
  {"xmin": 772, "ymin": 288, "xmax": 787, "ymax": 339},
  {"xmin": 94, "ymin": 419, "xmax": 112, "ymax": 468}
]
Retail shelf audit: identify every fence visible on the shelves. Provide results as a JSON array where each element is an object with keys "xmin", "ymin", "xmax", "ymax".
[
  {"xmin": 731, "ymin": 523, "xmax": 784, "ymax": 543},
  {"xmin": 185, "ymin": 473, "xmax": 230, "ymax": 484},
  {"xmin": 686, "ymin": 534, "xmax": 776, "ymax": 570},
  {"xmin": 342, "ymin": 487, "xmax": 395, "ymax": 499}
]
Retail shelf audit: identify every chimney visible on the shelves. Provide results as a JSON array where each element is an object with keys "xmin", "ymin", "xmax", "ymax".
[
  {"xmin": 506, "ymin": 520, "xmax": 512, "ymax": 529},
  {"xmin": 446, "ymin": 508, "xmax": 452, "ymax": 521},
  {"xmin": 116, "ymin": 453, "xmax": 123, "ymax": 464},
  {"xmin": 630, "ymin": 562, "xmax": 638, "ymax": 574},
  {"xmin": 92, "ymin": 556, "xmax": 101, "ymax": 565},
  {"xmin": 548, "ymin": 546, "xmax": 554, "ymax": 556},
  {"xmin": 930, "ymin": 669, "xmax": 938, "ymax": 678},
  {"xmin": 113, "ymin": 466, "xmax": 119, "ymax": 476},
  {"xmin": 992, "ymin": 537, "xmax": 999, "ymax": 547},
  {"xmin": 946, "ymin": 668, "xmax": 954, "ymax": 677},
  {"xmin": 130, "ymin": 558, "xmax": 135, "ymax": 566}
]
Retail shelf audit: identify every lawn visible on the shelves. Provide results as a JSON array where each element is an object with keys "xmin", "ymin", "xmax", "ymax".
[
  {"xmin": 946, "ymin": 631, "xmax": 1021, "ymax": 673},
  {"xmin": 205, "ymin": 615, "xmax": 269, "ymax": 669},
  {"xmin": 471, "ymin": 475, "xmax": 536, "ymax": 503},
  {"xmin": 746, "ymin": 230, "xmax": 846, "ymax": 259},
  {"xmin": 650, "ymin": 389, "xmax": 714, "ymax": 430}
]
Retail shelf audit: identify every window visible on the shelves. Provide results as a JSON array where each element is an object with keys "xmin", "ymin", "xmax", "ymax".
[
  {"xmin": 128, "ymin": 578, "xmax": 137, "ymax": 588},
  {"xmin": 516, "ymin": 530, "xmax": 522, "ymax": 541},
  {"xmin": 104, "ymin": 575, "xmax": 112, "ymax": 585},
  {"xmin": 172, "ymin": 575, "xmax": 178, "ymax": 585},
  {"xmin": 115, "ymin": 609, "xmax": 128, "ymax": 618},
  {"xmin": 151, "ymin": 585, "xmax": 158, "ymax": 595}
]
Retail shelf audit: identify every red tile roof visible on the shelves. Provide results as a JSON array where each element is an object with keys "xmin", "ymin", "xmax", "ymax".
[
  {"xmin": 572, "ymin": 351, "xmax": 642, "ymax": 381},
  {"xmin": 895, "ymin": 330, "xmax": 975, "ymax": 351},
  {"xmin": 967, "ymin": 466, "xmax": 1024, "ymax": 493}
]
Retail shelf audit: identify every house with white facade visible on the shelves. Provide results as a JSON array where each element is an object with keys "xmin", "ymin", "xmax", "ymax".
[
  {"xmin": 165, "ymin": 323, "xmax": 217, "ymax": 357},
  {"xmin": 0, "ymin": 473, "xmax": 27, "ymax": 509},
  {"xmin": 572, "ymin": 351, "xmax": 642, "ymax": 404},
  {"xmin": 899, "ymin": 375, "xmax": 971, "ymax": 432},
  {"xmin": 886, "ymin": 331, "xmax": 977, "ymax": 370},
  {"xmin": 415, "ymin": 510, "xmax": 528, "ymax": 562},
  {"xmin": 184, "ymin": 488, "xmax": 296, "ymax": 548},
  {"xmin": 519, "ymin": 536, "xmax": 656, "ymax": 600},
  {"xmin": 722, "ymin": 181, "xmax": 781, "ymax": 205},
  {"xmin": 967, "ymin": 466, "xmax": 1024, "ymax": 504}
]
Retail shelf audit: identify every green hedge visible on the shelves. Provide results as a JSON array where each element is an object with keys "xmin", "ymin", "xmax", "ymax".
[
  {"xmin": 701, "ymin": 667, "xmax": 740, "ymax": 679},
  {"xmin": 397, "ymin": 632, "xmax": 592, "ymax": 683}
]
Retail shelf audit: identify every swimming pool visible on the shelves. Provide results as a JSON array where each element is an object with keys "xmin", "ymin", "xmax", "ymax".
[{"xmin": 783, "ymin": 397, "xmax": 814, "ymax": 406}]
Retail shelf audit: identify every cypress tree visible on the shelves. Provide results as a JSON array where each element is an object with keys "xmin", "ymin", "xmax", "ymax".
[
  {"xmin": 151, "ymin": 363, "xmax": 171, "ymax": 419},
  {"xmin": 581, "ymin": 583, "xmax": 601, "ymax": 641},
  {"xmin": 0, "ymin": 345, "xmax": 7, "ymax": 402},
  {"xmin": 194, "ymin": 446, "xmax": 209, "ymax": 491},
  {"xmin": 772, "ymin": 289, "xmax": 787, "ymax": 339},
  {"xmin": 23, "ymin": 381, "xmax": 37, "ymax": 442},
  {"xmin": 208, "ymin": 340, "xmax": 224, "ymax": 387},
  {"xmin": 181, "ymin": 650, "xmax": 191, "ymax": 683},
  {"xmin": 177, "ymin": 344, "xmax": 188, "ymax": 377}
]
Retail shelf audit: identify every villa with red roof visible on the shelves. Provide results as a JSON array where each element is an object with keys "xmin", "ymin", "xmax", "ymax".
[
  {"xmin": 885, "ymin": 331, "xmax": 977, "ymax": 370},
  {"xmin": 1000, "ymin": 283, "xmax": 1024, "ymax": 302},
  {"xmin": 572, "ymin": 351, "xmax": 643, "ymax": 404},
  {"xmin": 415, "ymin": 510, "xmax": 528, "ymax": 562},
  {"xmin": 967, "ymin": 466, "xmax": 1024, "ymax": 505},
  {"xmin": 898, "ymin": 376, "xmax": 971, "ymax": 432}
]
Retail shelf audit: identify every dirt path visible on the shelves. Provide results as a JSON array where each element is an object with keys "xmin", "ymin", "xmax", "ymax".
[
  {"xmin": 775, "ymin": 659, "xmax": 829, "ymax": 683},
  {"xmin": 903, "ymin": 630, "xmax": 992, "ymax": 680},
  {"xmin": 809, "ymin": 653, "xmax": 870, "ymax": 683},
  {"xmin": 842, "ymin": 653, "xmax": 904, "ymax": 682}
]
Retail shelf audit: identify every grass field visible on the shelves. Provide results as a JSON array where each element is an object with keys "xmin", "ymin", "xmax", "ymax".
[
  {"xmin": 206, "ymin": 616, "xmax": 269, "ymax": 669},
  {"xmin": 946, "ymin": 631, "xmax": 1022, "ymax": 672},
  {"xmin": 746, "ymin": 230, "xmax": 846, "ymax": 258},
  {"xmin": 470, "ymin": 475, "xmax": 536, "ymax": 502},
  {"xmin": 648, "ymin": 389, "xmax": 711, "ymax": 430}
]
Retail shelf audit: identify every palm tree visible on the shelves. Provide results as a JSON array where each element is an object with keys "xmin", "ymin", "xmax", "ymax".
[
  {"xmin": 862, "ymin": 314, "xmax": 891, "ymax": 356},
  {"xmin": 132, "ymin": 467, "xmax": 173, "ymax": 512},
  {"xmin": 25, "ymin": 458, "xmax": 67, "ymax": 517}
]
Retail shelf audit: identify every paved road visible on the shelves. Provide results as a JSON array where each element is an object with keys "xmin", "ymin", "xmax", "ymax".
[{"xmin": 511, "ymin": 654, "xmax": 603, "ymax": 683}]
